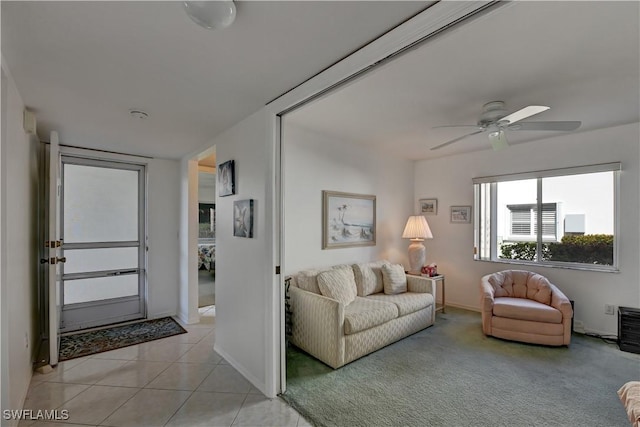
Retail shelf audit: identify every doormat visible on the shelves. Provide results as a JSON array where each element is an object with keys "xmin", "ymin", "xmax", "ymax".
[{"xmin": 59, "ymin": 317, "xmax": 187, "ymax": 362}]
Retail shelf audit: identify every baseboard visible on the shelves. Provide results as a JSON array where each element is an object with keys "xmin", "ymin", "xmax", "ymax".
[
  {"xmin": 175, "ymin": 310, "xmax": 199, "ymax": 325},
  {"xmin": 148, "ymin": 311, "xmax": 176, "ymax": 320},
  {"xmin": 214, "ymin": 343, "xmax": 269, "ymax": 398},
  {"xmin": 445, "ymin": 302, "xmax": 481, "ymax": 312}
]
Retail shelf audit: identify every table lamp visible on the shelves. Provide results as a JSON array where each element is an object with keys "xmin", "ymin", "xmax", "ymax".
[{"xmin": 402, "ymin": 215, "xmax": 433, "ymax": 274}]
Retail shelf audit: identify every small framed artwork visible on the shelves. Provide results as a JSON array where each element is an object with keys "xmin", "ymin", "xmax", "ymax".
[
  {"xmin": 218, "ymin": 160, "xmax": 235, "ymax": 197},
  {"xmin": 233, "ymin": 199, "xmax": 254, "ymax": 238},
  {"xmin": 419, "ymin": 198, "xmax": 437, "ymax": 216},
  {"xmin": 322, "ymin": 190, "xmax": 376, "ymax": 249},
  {"xmin": 450, "ymin": 206, "xmax": 472, "ymax": 223}
]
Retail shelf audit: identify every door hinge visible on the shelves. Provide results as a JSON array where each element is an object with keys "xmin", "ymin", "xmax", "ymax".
[
  {"xmin": 275, "ymin": 266, "xmax": 281, "ymax": 275},
  {"xmin": 45, "ymin": 240, "xmax": 62, "ymax": 248}
]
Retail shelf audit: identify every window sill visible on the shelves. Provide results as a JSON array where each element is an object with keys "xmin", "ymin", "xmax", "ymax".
[{"xmin": 474, "ymin": 258, "xmax": 619, "ymax": 273}]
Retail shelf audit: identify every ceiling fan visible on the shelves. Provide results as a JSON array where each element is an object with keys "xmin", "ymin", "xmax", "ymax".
[{"xmin": 431, "ymin": 101, "xmax": 581, "ymax": 151}]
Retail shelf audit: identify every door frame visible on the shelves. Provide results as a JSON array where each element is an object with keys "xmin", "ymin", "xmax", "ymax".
[{"xmin": 58, "ymin": 155, "xmax": 147, "ymax": 332}]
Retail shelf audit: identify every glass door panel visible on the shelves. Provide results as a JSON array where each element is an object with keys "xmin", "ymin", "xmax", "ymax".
[
  {"xmin": 63, "ymin": 247, "xmax": 139, "ymax": 274},
  {"xmin": 64, "ymin": 275, "xmax": 139, "ymax": 304},
  {"xmin": 63, "ymin": 164, "xmax": 139, "ymax": 243},
  {"xmin": 60, "ymin": 157, "xmax": 146, "ymax": 332}
]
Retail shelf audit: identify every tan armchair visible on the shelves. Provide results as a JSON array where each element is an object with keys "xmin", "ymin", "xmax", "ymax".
[{"xmin": 480, "ymin": 270, "xmax": 573, "ymax": 346}]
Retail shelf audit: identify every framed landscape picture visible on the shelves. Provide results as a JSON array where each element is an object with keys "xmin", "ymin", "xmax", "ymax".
[
  {"xmin": 322, "ymin": 190, "xmax": 376, "ymax": 249},
  {"xmin": 450, "ymin": 205, "xmax": 472, "ymax": 223},
  {"xmin": 419, "ymin": 198, "xmax": 437, "ymax": 216},
  {"xmin": 218, "ymin": 160, "xmax": 235, "ymax": 196}
]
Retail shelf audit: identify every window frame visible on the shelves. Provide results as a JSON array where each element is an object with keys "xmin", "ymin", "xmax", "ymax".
[{"xmin": 473, "ymin": 162, "xmax": 620, "ymax": 272}]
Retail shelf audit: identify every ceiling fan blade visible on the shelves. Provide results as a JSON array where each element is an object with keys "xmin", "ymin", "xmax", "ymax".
[
  {"xmin": 431, "ymin": 130, "xmax": 484, "ymax": 150},
  {"xmin": 489, "ymin": 130, "xmax": 509, "ymax": 151},
  {"xmin": 432, "ymin": 124, "xmax": 483, "ymax": 129},
  {"xmin": 499, "ymin": 105, "xmax": 550, "ymax": 125},
  {"xmin": 508, "ymin": 121, "xmax": 582, "ymax": 131}
]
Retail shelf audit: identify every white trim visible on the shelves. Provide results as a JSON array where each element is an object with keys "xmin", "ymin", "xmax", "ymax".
[
  {"xmin": 267, "ymin": 1, "xmax": 501, "ymax": 114},
  {"xmin": 472, "ymin": 162, "xmax": 621, "ymax": 184}
]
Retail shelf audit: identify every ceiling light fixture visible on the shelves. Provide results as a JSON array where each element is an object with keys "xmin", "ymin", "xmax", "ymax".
[
  {"xmin": 129, "ymin": 110, "xmax": 149, "ymax": 120},
  {"xmin": 183, "ymin": 1, "xmax": 236, "ymax": 30}
]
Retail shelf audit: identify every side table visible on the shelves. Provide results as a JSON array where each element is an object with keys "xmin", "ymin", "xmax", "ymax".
[{"xmin": 421, "ymin": 274, "xmax": 445, "ymax": 314}]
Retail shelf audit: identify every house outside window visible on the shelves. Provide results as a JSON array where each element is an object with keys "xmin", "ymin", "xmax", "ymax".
[
  {"xmin": 474, "ymin": 163, "xmax": 619, "ymax": 271},
  {"xmin": 507, "ymin": 203, "xmax": 558, "ymax": 241}
]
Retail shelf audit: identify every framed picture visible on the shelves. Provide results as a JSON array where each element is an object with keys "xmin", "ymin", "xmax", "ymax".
[
  {"xmin": 450, "ymin": 205, "xmax": 472, "ymax": 223},
  {"xmin": 233, "ymin": 199, "xmax": 254, "ymax": 238},
  {"xmin": 419, "ymin": 198, "xmax": 438, "ymax": 216},
  {"xmin": 322, "ymin": 191, "xmax": 376, "ymax": 249},
  {"xmin": 218, "ymin": 160, "xmax": 235, "ymax": 196}
]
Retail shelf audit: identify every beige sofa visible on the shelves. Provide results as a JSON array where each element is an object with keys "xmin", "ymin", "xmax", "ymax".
[
  {"xmin": 289, "ymin": 260, "xmax": 435, "ymax": 369},
  {"xmin": 481, "ymin": 270, "xmax": 573, "ymax": 346}
]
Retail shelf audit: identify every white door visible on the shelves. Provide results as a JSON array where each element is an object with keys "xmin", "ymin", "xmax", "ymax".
[
  {"xmin": 59, "ymin": 156, "xmax": 146, "ymax": 332},
  {"xmin": 48, "ymin": 131, "xmax": 62, "ymax": 366}
]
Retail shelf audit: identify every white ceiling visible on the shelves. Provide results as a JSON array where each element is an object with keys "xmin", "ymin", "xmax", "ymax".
[
  {"xmin": 1, "ymin": 1, "xmax": 430, "ymax": 159},
  {"xmin": 286, "ymin": 1, "xmax": 640, "ymax": 161}
]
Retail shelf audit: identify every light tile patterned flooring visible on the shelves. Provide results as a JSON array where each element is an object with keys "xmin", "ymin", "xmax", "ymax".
[{"xmin": 21, "ymin": 307, "xmax": 310, "ymax": 427}]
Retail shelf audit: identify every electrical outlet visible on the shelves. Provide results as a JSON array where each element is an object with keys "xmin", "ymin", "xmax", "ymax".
[{"xmin": 605, "ymin": 304, "xmax": 615, "ymax": 315}]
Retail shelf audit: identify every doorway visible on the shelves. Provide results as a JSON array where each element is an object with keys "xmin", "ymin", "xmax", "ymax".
[
  {"xmin": 59, "ymin": 155, "xmax": 146, "ymax": 332},
  {"xmin": 197, "ymin": 151, "xmax": 216, "ymax": 308}
]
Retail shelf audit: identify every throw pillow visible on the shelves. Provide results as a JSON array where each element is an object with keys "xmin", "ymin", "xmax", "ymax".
[
  {"xmin": 296, "ymin": 270, "xmax": 322, "ymax": 294},
  {"xmin": 317, "ymin": 268, "xmax": 357, "ymax": 305},
  {"xmin": 381, "ymin": 263, "xmax": 407, "ymax": 295},
  {"xmin": 353, "ymin": 260, "xmax": 386, "ymax": 296}
]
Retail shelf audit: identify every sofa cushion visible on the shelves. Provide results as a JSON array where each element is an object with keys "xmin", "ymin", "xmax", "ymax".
[
  {"xmin": 353, "ymin": 260, "xmax": 386, "ymax": 296},
  {"xmin": 296, "ymin": 265, "xmax": 353, "ymax": 295},
  {"xmin": 317, "ymin": 268, "xmax": 357, "ymax": 305},
  {"xmin": 344, "ymin": 297, "xmax": 398, "ymax": 335},
  {"xmin": 493, "ymin": 297, "xmax": 562, "ymax": 324},
  {"xmin": 381, "ymin": 263, "xmax": 407, "ymax": 295},
  {"xmin": 366, "ymin": 292, "xmax": 433, "ymax": 316}
]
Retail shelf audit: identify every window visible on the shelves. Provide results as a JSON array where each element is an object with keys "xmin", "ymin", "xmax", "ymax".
[{"xmin": 474, "ymin": 163, "xmax": 619, "ymax": 271}]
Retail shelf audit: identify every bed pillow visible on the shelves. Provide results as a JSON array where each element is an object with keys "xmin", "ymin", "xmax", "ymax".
[
  {"xmin": 317, "ymin": 268, "xmax": 357, "ymax": 305},
  {"xmin": 381, "ymin": 263, "xmax": 407, "ymax": 295}
]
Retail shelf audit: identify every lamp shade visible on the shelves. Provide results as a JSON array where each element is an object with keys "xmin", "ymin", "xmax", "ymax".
[{"xmin": 402, "ymin": 215, "xmax": 433, "ymax": 240}]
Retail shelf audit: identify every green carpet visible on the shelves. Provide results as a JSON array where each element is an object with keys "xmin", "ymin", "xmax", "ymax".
[{"xmin": 283, "ymin": 308, "xmax": 639, "ymax": 427}]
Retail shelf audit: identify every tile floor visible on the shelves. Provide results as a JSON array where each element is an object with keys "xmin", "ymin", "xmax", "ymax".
[{"xmin": 21, "ymin": 307, "xmax": 310, "ymax": 427}]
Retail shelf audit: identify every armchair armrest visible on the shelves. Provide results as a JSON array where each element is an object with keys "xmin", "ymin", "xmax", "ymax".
[
  {"xmin": 549, "ymin": 283, "xmax": 573, "ymax": 319},
  {"xmin": 480, "ymin": 275, "xmax": 496, "ymax": 311},
  {"xmin": 480, "ymin": 275, "xmax": 496, "ymax": 335},
  {"xmin": 407, "ymin": 275, "xmax": 436, "ymax": 296},
  {"xmin": 289, "ymin": 286, "xmax": 345, "ymax": 368}
]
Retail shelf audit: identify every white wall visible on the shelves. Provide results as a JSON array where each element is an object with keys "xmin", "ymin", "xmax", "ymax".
[
  {"xmin": 198, "ymin": 171, "xmax": 216, "ymax": 204},
  {"xmin": 414, "ymin": 123, "xmax": 640, "ymax": 335},
  {"xmin": 197, "ymin": 110, "xmax": 276, "ymax": 396},
  {"xmin": 0, "ymin": 62, "xmax": 39, "ymax": 421},
  {"xmin": 146, "ymin": 158, "xmax": 180, "ymax": 318},
  {"xmin": 283, "ymin": 125, "xmax": 414, "ymax": 273}
]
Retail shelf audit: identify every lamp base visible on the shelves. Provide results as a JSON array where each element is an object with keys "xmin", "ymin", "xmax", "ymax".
[{"xmin": 407, "ymin": 239, "xmax": 426, "ymax": 275}]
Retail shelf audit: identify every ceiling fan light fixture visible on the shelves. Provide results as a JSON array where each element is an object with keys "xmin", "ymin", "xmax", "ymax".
[
  {"xmin": 183, "ymin": 1, "xmax": 236, "ymax": 30},
  {"xmin": 488, "ymin": 129, "xmax": 509, "ymax": 151}
]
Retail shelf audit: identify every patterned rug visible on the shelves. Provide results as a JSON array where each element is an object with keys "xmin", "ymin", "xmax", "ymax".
[{"xmin": 59, "ymin": 317, "xmax": 187, "ymax": 361}]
